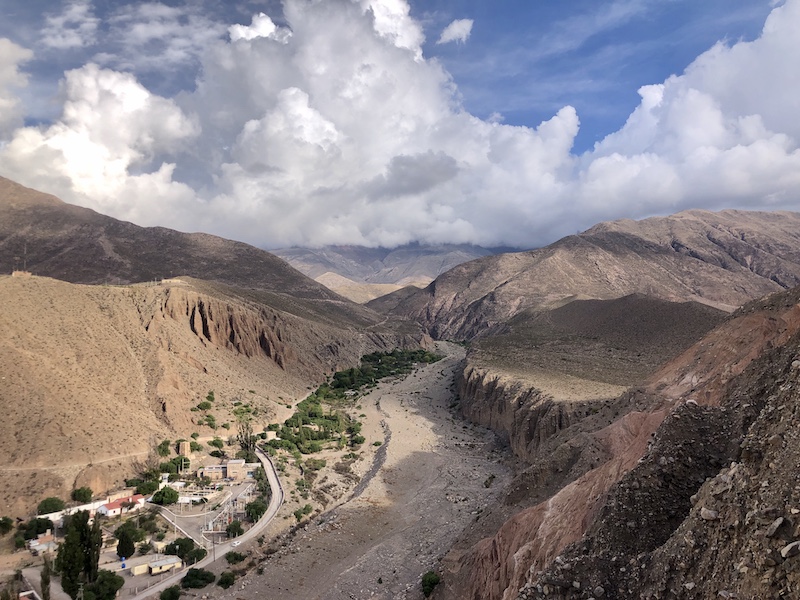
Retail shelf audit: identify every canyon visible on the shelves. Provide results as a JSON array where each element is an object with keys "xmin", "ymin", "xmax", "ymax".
[{"xmin": 4, "ymin": 176, "xmax": 800, "ymax": 599}]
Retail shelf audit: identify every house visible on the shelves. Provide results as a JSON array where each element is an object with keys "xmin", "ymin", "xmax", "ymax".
[
  {"xmin": 28, "ymin": 530, "xmax": 57, "ymax": 555},
  {"xmin": 149, "ymin": 556, "xmax": 182, "ymax": 575},
  {"xmin": 96, "ymin": 494, "xmax": 146, "ymax": 518}
]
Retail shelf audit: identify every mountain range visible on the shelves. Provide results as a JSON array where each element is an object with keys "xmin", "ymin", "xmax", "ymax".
[{"xmin": 4, "ymin": 175, "xmax": 800, "ymax": 599}]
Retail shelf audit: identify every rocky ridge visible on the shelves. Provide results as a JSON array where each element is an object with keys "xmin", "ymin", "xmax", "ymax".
[
  {"xmin": 437, "ymin": 288, "xmax": 800, "ymax": 600},
  {"xmin": 384, "ymin": 209, "xmax": 800, "ymax": 340}
]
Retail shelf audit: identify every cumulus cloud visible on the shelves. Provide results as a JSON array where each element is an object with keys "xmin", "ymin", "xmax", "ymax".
[
  {"xmin": 229, "ymin": 12, "xmax": 292, "ymax": 43},
  {"xmin": 40, "ymin": 0, "xmax": 99, "ymax": 49},
  {"xmin": 0, "ymin": 39, "xmax": 32, "ymax": 138},
  {"xmin": 0, "ymin": 63, "xmax": 199, "ymax": 223},
  {"xmin": 437, "ymin": 19, "xmax": 473, "ymax": 45},
  {"xmin": 1, "ymin": 0, "xmax": 800, "ymax": 250}
]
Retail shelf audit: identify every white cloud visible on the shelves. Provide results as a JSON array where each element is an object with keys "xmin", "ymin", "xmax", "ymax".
[
  {"xmin": 229, "ymin": 12, "xmax": 292, "ymax": 43},
  {"xmin": 437, "ymin": 18, "xmax": 473, "ymax": 45},
  {"xmin": 0, "ymin": 39, "xmax": 32, "ymax": 138},
  {"xmin": 0, "ymin": 63, "xmax": 198, "ymax": 223},
  {"xmin": 1, "ymin": 0, "xmax": 800, "ymax": 250},
  {"xmin": 40, "ymin": 0, "xmax": 99, "ymax": 49}
]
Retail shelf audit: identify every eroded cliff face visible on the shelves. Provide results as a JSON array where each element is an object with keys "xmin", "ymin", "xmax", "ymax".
[{"xmin": 442, "ymin": 289, "xmax": 800, "ymax": 600}]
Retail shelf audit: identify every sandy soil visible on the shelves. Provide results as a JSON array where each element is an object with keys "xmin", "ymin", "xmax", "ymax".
[{"xmin": 208, "ymin": 342, "xmax": 511, "ymax": 600}]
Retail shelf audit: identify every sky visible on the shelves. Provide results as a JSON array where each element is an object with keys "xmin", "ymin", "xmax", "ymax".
[{"xmin": 0, "ymin": 0, "xmax": 797, "ymax": 250}]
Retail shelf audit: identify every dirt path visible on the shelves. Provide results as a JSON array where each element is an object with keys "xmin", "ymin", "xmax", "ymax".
[{"xmin": 213, "ymin": 342, "xmax": 511, "ymax": 600}]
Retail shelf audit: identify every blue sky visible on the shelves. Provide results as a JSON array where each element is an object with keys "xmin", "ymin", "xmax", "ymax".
[{"xmin": 0, "ymin": 0, "xmax": 797, "ymax": 249}]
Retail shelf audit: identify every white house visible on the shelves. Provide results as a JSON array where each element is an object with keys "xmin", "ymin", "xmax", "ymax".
[{"xmin": 96, "ymin": 494, "xmax": 146, "ymax": 518}]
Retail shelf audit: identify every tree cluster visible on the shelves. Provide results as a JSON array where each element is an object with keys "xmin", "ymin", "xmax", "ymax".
[{"xmin": 55, "ymin": 511, "xmax": 103, "ymax": 600}]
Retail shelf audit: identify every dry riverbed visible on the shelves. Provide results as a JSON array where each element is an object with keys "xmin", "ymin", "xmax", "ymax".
[{"xmin": 212, "ymin": 342, "xmax": 511, "ymax": 600}]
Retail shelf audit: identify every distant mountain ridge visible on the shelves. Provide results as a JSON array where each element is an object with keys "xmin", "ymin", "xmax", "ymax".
[
  {"xmin": 273, "ymin": 243, "xmax": 502, "ymax": 285},
  {"xmin": 378, "ymin": 209, "xmax": 800, "ymax": 339}
]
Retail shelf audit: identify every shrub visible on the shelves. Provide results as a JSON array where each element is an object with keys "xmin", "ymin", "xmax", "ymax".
[
  {"xmin": 157, "ymin": 440, "xmax": 171, "ymax": 457},
  {"xmin": 421, "ymin": 571, "xmax": 441, "ymax": 597},
  {"xmin": 181, "ymin": 568, "xmax": 215, "ymax": 589},
  {"xmin": 0, "ymin": 516, "xmax": 13, "ymax": 535},
  {"xmin": 37, "ymin": 497, "xmax": 65, "ymax": 515},
  {"xmin": 196, "ymin": 401, "xmax": 212, "ymax": 411},
  {"xmin": 225, "ymin": 551, "xmax": 245, "ymax": 564},
  {"xmin": 160, "ymin": 586, "xmax": 181, "ymax": 600},
  {"xmin": 208, "ymin": 437, "xmax": 224, "ymax": 449},
  {"xmin": 71, "ymin": 487, "xmax": 93, "ymax": 503},
  {"xmin": 217, "ymin": 572, "xmax": 235, "ymax": 589}
]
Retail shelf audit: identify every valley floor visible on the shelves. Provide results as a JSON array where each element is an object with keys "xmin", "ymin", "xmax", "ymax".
[{"xmin": 211, "ymin": 342, "xmax": 511, "ymax": 600}]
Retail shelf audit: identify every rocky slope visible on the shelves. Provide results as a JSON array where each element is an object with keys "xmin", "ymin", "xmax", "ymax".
[
  {"xmin": 383, "ymin": 210, "xmax": 800, "ymax": 340},
  {"xmin": 0, "ymin": 274, "xmax": 423, "ymax": 517},
  {"xmin": 0, "ymin": 176, "xmax": 337, "ymax": 300},
  {"xmin": 438, "ymin": 288, "xmax": 800, "ymax": 600}
]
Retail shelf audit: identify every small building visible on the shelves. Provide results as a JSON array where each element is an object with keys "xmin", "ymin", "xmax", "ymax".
[
  {"xmin": 97, "ymin": 494, "xmax": 146, "ymax": 518},
  {"xmin": 28, "ymin": 530, "xmax": 57, "ymax": 555},
  {"xmin": 178, "ymin": 440, "xmax": 191, "ymax": 457},
  {"xmin": 197, "ymin": 459, "xmax": 261, "ymax": 481},
  {"xmin": 149, "ymin": 556, "xmax": 182, "ymax": 575}
]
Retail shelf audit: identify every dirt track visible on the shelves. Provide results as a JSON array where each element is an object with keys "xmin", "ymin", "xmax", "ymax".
[{"xmin": 214, "ymin": 342, "xmax": 511, "ymax": 600}]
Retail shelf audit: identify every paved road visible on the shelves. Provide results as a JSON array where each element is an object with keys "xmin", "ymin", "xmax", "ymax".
[{"xmin": 129, "ymin": 449, "xmax": 284, "ymax": 600}]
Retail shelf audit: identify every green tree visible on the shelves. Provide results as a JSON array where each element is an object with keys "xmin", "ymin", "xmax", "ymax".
[
  {"xmin": 208, "ymin": 437, "xmax": 224, "ymax": 450},
  {"xmin": 71, "ymin": 487, "xmax": 93, "ymax": 503},
  {"xmin": 114, "ymin": 520, "xmax": 144, "ymax": 543},
  {"xmin": 160, "ymin": 586, "xmax": 181, "ymax": 600},
  {"xmin": 135, "ymin": 481, "xmax": 159, "ymax": 496},
  {"xmin": 0, "ymin": 516, "xmax": 13, "ymax": 535},
  {"xmin": 236, "ymin": 418, "xmax": 257, "ymax": 463},
  {"xmin": 56, "ymin": 522, "xmax": 83, "ymax": 599},
  {"xmin": 41, "ymin": 554, "xmax": 51, "ymax": 600},
  {"xmin": 116, "ymin": 527, "xmax": 135, "ymax": 560},
  {"xmin": 87, "ymin": 517, "xmax": 102, "ymax": 582},
  {"xmin": 152, "ymin": 487, "xmax": 179, "ymax": 505},
  {"xmin": 37, "ymin": 497, "xmax": 65, "ymax": 515},
  {"xmin": 164, "ymin": 538, "xmax": 195, "ymax": 560},
  {"xmin": 181, "ymin": 568, "xmax": 215, "ymax": 589},
  {"xmin": 217, "ymin": 572, "xmax": 235, "ymax": 589},
  {"xmin": 245, "ymin": 498, "xmax": 268, "ymax": 523},
  {"xmin": 23, "ymin": 518, "xmax": 54, "ymax": 540},
  {"xmin": 225, "ymin": 520, "xmax": 243, "ymax": 538},
  {"xmin": 86, "ymin": 570, "xmax": 124, "ymax": 600}
]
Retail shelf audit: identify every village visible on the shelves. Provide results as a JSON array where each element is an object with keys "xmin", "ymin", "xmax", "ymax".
[{"xmin": 15, "ymin": 447, "xmax": 278, "ymax": 600}]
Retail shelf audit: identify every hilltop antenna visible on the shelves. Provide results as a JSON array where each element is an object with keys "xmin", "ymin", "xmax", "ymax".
[{"xmin": 23, "ymin": 243, "xmax": 27, "ymax": 272}]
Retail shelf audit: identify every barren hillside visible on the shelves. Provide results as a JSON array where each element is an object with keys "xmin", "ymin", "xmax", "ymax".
[
  {"xmin": 383, "ymin": 209, "xmax": 800, "ymax": 340},
  {"xmin": 0, "ymin": 275, "xmax": 421, "ymax": 517}
]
